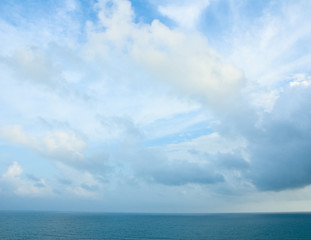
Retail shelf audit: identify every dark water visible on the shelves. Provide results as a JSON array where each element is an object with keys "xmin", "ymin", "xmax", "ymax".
[{"xmin": 1, "ymin": 212, "xmax": 311, "ymax": 240}]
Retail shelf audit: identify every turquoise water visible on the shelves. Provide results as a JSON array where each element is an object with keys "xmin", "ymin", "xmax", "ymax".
[{"xmin": 1, "ymin": 212, "xmax": 311, "ymax": 239}]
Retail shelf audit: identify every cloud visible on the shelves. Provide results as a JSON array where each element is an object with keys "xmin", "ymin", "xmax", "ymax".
[
  {"xmin": 246, "ymin": 83, "xmax": 311, "ymax": 191},
  {"xmin": 83, "ymin": 0, "xmax": 245, "ymax": 111},
  {"xmin": 43, "ymin": 131, "xmax": 86, "ymax": 158},
  {"xmin": 113, "ymin": 142, "xmax": 227, "ymax": 187},
  {"xmin": 208, "ymin": 0, "xmax": 311, "ymax": 192},
  {"xmin": 0, "ymin": 124, "xmax": 113, "ymax": 180},
  {"xmin": 0, "ymin": 161, "xmax": 104, "ymax": 200},
  {"xmin": 289, "ymin": 74, "xmax": 311, "ymax": 87},
  {"xmin": 97, "ymin": 0, "xmax": 134, "ymax": 27},
  {"xmin": 55, "ymin": 165, "xmax": 105, "ymax": 199},
  {"xmin": 130, "ymin": 23, "xmax": 244, "ymax": 109},
  {"xmin": 3, "ymin": 162, "xmax": 23, "ymax": 178},
  {"xmin": 0, "ymin": 162, "xmax": 53, "ymax": 197},
  {"xmin": 0, "ymin": 125, "xmax": 34, "ymax": 147},
  {"xmin": 158, "ymin": 0, "xmax": 210, "ymax": 30},
  {"xmin": 99, "ymin": 115, "xmax": 143, "ymax": 140},
  {"xmin": 0, "ymin": 125, "xmax": 86, "ymax": 166},
  {"xmin": 1, "ymin": 0, "xmax": 311, "ymax": 213},
  {"xmin": 147, "ymin": 161, "xmax": 225, "ymax": 186},
  {"xmin": 228, "ymin": 0, "xmax": 311, "ymax": 88},
  {"xmin": 8, "ymin": 48, "xmax": 60, "ymax": 87}
]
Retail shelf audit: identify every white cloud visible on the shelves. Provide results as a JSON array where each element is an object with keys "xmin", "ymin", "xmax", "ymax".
[
  {"xmin": 1, "ymin": 162, "xmax": 53, "ymax": 197},
  {"xmin": 130, "ymin": 20, "xmax": 244, "ymax": 109},
  {"xmin": 249, "ymin": 90, "xmax": 279, "ymax": 113},
  {"xmin": 0, "ymin": 125, "xmax": 34, "ymax": 147},
  {"xmin": 3, "ymin": 162, "xmax": 23, "ymax": 178},
  {"xmin": 43, "ymin": 131, "xmax": 86, "ymax": 159},
  {"xmin": 95, "ymin": 0, "xmax": 135, "ymax": 48},
  {"xmin": 158, "ymin": 0, "xmax": 210, "ymax": 30},
  {"xmin": 0, "ymin": 125, "xmax": 86, "ymax": 164},
  {"xmin": 228, "ymin": 0, "xmax": 311, "ymax": 88},
  {"xmin": 289, "ymin": 74, "xmax": 311, "ymax": 87},
  {"xmin": 82, "ymin": 0, "xmax": 245, "ymax": 111}
]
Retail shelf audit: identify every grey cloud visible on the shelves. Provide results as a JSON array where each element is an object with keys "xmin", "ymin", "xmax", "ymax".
[
  {"xmin": 26, "ymin": 174, "xmax": 46, "ymax": 188},
  {"xmin": 53, "ymin": 150, "xmax": 111, "ymax": 176},
  {"xmin": 81, "ymin": 152, "xmax": 111, "ymax": 174},
  {"xmin": 80, "ymin": 184, "xmax": 99, "ymax": 192},
  {"xmin": 148, "ymin": 162, "xmax": 225, "ymax": 186},
  {"xmin": 6, "ymin": 83, "xmax": 310, "ymax": 194},
  {"xmin": 34, "ymin": 182, "xmax": 46, "ymax": 188},
  {"xmin": 215, "ymin": 153, "xmax": 249, "ymax": 171},
  {"xmin": 27, "ymin": 174, "xmax": 40, "ymax": 182},
  {"xmin": 58, "ymin": 178, "xmax": 73, "ymax": 186},
  {"xmin": 187, "ymin": 149, "xmax": 249, "ymax": 172},
  {"xmin": 116, "ymin": 145, "xmax": 225, "ymax": 186},
  {"xmin": 217, "ymin": 85, "xmax": 311, "ymax": 191},
  {"xmin": 246, "ymin": 86, "xmax": 311, "ymax": 191}
]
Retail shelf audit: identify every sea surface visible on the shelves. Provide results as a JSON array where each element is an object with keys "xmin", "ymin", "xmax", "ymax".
[{"xmin": 1, "ymin": 211, "xmax": 311, "ymax": 239}]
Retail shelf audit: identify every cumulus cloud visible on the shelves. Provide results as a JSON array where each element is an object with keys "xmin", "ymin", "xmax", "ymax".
[
  {"xmin": 207, "ymin": 0, "xmax": 311, "ymax": 192},
  {"xmin": 0, "ymin": 162, "xmax": 53, "ymax": 197},
  {"xmin": 130, "ymin": 21, "xmax": 244, "ymax": 109},
  {"xmin": 83, "ymin": 0, "xmax": 245, "ymax": 111},
  {"xmin": 245, "ymin": 83, "xmax": 311, "ymax": 191}
]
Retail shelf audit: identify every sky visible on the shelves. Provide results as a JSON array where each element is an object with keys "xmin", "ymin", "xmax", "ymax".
[{"xmin": 1, "ymin": 0, "xmax": 311, "ymax": 213}]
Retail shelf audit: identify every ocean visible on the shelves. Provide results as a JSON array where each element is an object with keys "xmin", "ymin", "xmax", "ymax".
[{"xmin": 1, "ymin": 212, "xmax": 311, "ymax": 239}]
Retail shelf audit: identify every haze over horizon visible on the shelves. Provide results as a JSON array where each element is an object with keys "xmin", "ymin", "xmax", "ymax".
[{"xmin": 1, "ymin": 0, "xmax": 311, "ymax": 213}]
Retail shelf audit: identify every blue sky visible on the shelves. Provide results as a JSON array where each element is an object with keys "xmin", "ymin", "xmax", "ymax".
[{"xmin": 1, "ymin": 0, "xmax": 311, "ymax": 213}]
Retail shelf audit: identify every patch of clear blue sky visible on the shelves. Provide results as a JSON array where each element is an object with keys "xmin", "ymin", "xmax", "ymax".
[
  {"xmin": 144, "ymin": 109, "xmax": 213, "ymax": 146},
  {"xmin": 144, "ymin": 122, "xmax": 213, "ymax": 147},
  {"xmin": 1, "ymin": 0, "xmax": 63, "ymax": 25},
  {"xmin": 0, "ymin": 0, "xmax": 176, "ymax": 44},
  {"xmin": 0, "ymin": 0, "xmax": 272, "ymax": 31},
  {"xmin": 0, "ymin": 0, "xmax": 96, "ymax": 43},
  {"xmin": 129, "ymin": 0, "xmax": 176, "ymax": 27}
]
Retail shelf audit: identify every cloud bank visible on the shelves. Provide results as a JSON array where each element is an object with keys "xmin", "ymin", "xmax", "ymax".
[{"xmin": 1, "ymin": 0, "xmax": 311, "ymax": 212}]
